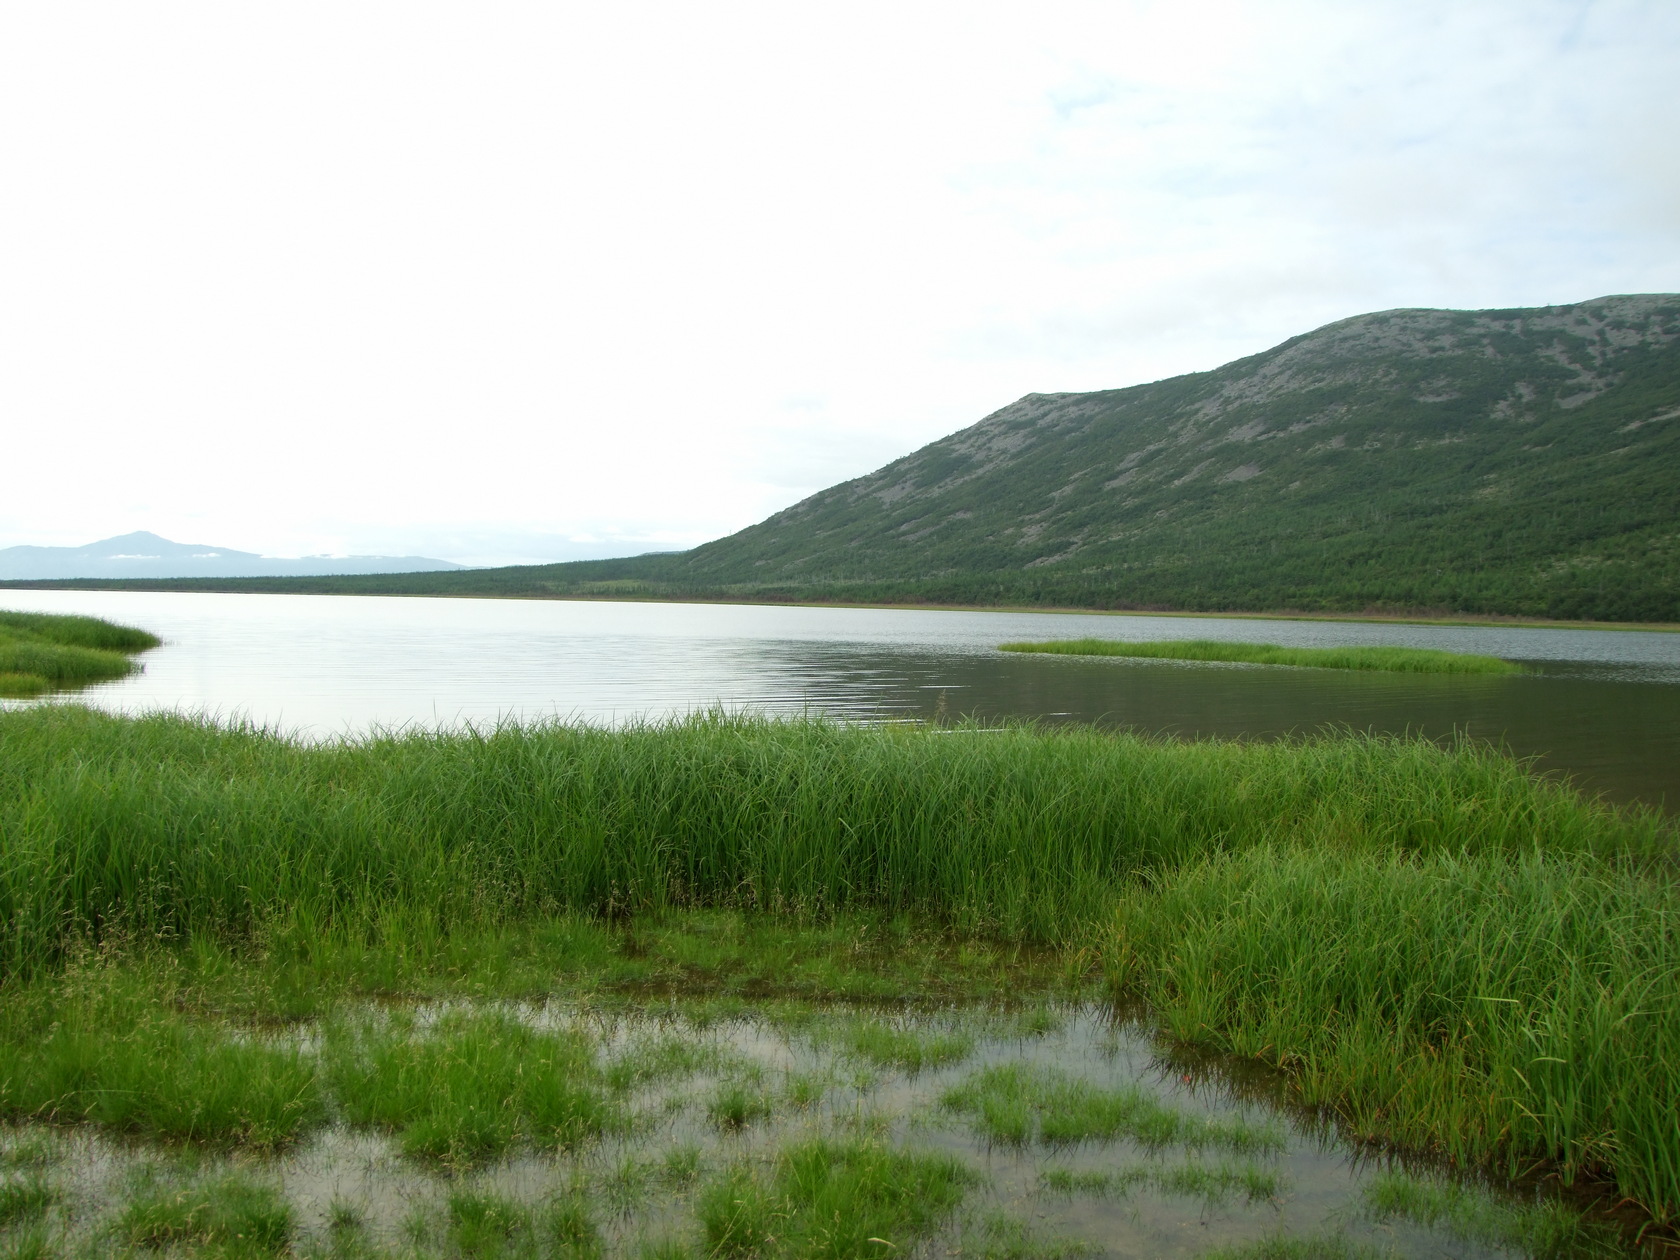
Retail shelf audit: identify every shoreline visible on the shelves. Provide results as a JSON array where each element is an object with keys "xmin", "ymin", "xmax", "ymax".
[{"xmin": 5, "ymin": 580, "xmax": 1678, "ymax": 633}]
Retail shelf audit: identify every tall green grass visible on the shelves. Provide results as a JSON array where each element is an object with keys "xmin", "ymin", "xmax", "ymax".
[
  {"xmin": 997, "ymin": 638, "xmax": 1522, "ymax": 674},
  {"xmin": 0, "ymin": 706, "xmax": 1666, "ymax": 975},
  {"xmin": 2, "ymin": 705, "xmax": 1676, "ymax": 1222},
  {"xmin": 1111, "ymin": 846, "xmax": 1680, "ymax": 1222},
  {"xmin": 0, "ymin": 610, "xmax": 159, "ymax": 696}
]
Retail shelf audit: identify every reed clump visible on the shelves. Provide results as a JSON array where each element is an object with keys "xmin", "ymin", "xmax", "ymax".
[
  {"xmin": 997, "ymin": 638, "xmax": 1522, "ymax": 674},
  {"xmin": 1111, "ymin": 845, "xmax": 1680, "ymax": 1223},
  {"xmin": 0, "ymin": 609, "xmax": 159, "ymax": 695}
]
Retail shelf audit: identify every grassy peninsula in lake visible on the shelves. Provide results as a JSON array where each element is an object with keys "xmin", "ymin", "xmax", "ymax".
[
  {"xmin": 0, "ymin": 687, "xmax": 1675, "ymax": 1254},
  {"xmin": 0, "ymin": 609, "xmax": 159, "ymax": 696},
  {"xmin": 997, "ymin": 638, "xmax": 1523, "ymax": 674}
]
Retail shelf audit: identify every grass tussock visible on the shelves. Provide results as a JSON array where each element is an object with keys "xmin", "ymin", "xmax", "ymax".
[
  {"xmin": 696, "ymin": 1138, "xmax": 972, "ymax": 1258},
  {"xmin": 327, "ymin": 1011, "xmax": 616, "ymax": 1163},
  {"xmin": 0, "ymin": 610, "xmax": 158, "ymax": 696},
  {"xmin": 803, "ymin": 1015, "xmax": 975, "ymax": 1074},
  {"xmin": 997, "ymin": 637, "xmax": 1522, "ymax": 674},
  {"xmin": 116, "ymin": 1170, "xmax": 293, "ymax": 1256},
  {"xmin": 1111, "ymin": 846, "xmax": 1680, "ymax": 1222},
  {"xmin": 0, "ymin": 959, "xmax": 322, "ymax": 1147}
]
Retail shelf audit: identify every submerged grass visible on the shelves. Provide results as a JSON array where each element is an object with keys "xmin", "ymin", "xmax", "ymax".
[
  {"xmin": 1041, "ymin": 1159, "xmax": 1286, "ymax": 1205},
  {"xmin": 1362, "ymin": 1171, "xmax": 1618, "ymax": 1258},
  {"xmin": 0, "ymin": 610, "xmax": 158, "ymax": 696},
  {"xmin": 997, "ymin": 638, "xmax": 1522, "ymax": 674},
  {"xmin": 941, "ymin": 1063, "xmax": 1283, "ymax": 1153}
]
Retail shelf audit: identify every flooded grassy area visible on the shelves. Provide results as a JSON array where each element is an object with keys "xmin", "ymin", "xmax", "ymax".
[
  {"xmin": 0, "ymin": 997, "xmax": 1627, "ymax": 1260},
  {"xmin": 0, "ymin": 915, "xmax": 1641, "ymax": 1259}
]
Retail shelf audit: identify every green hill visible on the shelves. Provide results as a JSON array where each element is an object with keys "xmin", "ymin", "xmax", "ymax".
[{"xmin": 11, "ymin": 295, "xmax": 1678, "ymax": 621}]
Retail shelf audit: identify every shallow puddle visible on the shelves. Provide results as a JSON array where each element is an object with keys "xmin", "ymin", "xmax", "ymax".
[{"xmin": 0, "ymin": 1002, "xmax": 1626, "ymax": 1258}]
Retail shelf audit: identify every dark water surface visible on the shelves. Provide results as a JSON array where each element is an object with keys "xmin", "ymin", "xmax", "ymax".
[{"xmin": 4, "ymin": 590, "xmax": 1677, "ymax": 812}]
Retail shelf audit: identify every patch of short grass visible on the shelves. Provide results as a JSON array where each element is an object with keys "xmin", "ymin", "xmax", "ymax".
[
  {"xmin": 941, "ymin": 1063, "xmax": 1283, "ymax": 1153},
  {"xmin": 1362, "ymin": 1171, "xmax": 1616, "ymax": 1257},
  {"xmin": 115, "ymin": 1170, "xmax": 292, "ymax": 1256},
  {"xmin": 998, "ymin": 638, "xmax": 1522, "ymax": 674},
  {"xmin": 1041, "ymin": 1159, "xmax": 1285, "ymax": 1205},
  {"xmin": 0, "ymin": 1174, "xmax": 56, "ymax": 1228},
  {"xmin": 708, "ymin": 1079, "xmax": 774, "ymax": 1131},
  {"xmin": 0, "ymin": 1225, "xmax": 53, "ymax": 1260},
  {"xmin": 964, "ymin": 1214, "xmax": 1094, "ymax": 1260},
  {"xmin": 606, "ymin": 1031, "xmax": 730, "ymax": 1092},
  {"xmin": 1194, "ymin": 1236, "xmax": 1390, "ymax": 1260},
  {"xmin": 326, "ymin": 1010, "xmax": 615, "ymax": 1163},
  {"xmin": 696, "ymin": 1138, "xmax": 973, "ymax": 1258},
  {"xmin": 447, "ymin": 1188, "xmax": 544, "ymax": 1258},
  {"xmin": 543, "ymin": 1190, "xmax": 602, "ymax": 1257},
  {"xmin": 807, "ymin": 1015, "xmax": 974, "ymax": 1074},
  {"xmin": 0, "ymin": 963, "xmax": 322, "ymax": 1147}
]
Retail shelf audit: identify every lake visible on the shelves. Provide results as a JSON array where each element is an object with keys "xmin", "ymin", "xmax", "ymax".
[{"xmin": 3, "ymin": 589, "xmax": 1678, "ymax": 812}]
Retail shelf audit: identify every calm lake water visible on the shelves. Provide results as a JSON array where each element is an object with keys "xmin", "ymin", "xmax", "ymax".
[{"xmin": 4, "ymin": 589, "xmax": 1678, "ymax": 812}]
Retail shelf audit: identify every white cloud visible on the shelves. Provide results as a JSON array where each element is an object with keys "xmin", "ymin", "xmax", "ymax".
[{"xmin": 1, "ymin": 0, "xmax": 1675, "ymax": 563}]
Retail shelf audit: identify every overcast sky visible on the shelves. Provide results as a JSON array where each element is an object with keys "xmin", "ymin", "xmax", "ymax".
[{"xmin": 2, "ymin": 1, "xmax": 1676, "ymax": 565}]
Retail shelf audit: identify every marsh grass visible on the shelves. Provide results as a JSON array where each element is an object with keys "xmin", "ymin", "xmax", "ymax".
[
  {"xmin": 1112, "ymin": 846, "xmax": 1680, "ymax": 1221},
  {"xmin": 1361, "ymin": 1172, "xmax": 1619, "ymax": 1258},
  {"xmin": 811, "ymin": 1016, "xmax": 974, "ymax": 1074},
  {"xmin": 997, "ymin": 638, "xmax": 1522, "ymax": 674},
  {"xmin": 605, "ymin": 1034, "xmax": 731, "ymax": 1093},
  {"xmin": 0, "ymin": 610, "xmax": 158, "ymax": 696},
  {"xmin": 446, "ymin": 1188, "xmax": 603, "ymax": 1259},
  {"xmin": 0, "ymin": 1225, "xmax": 52, "ymax": 1260},
  {"xmin": 326, "ymin": 1012, "xmax": 616, "ymax": 1163},
  {"xmin": 0, "ymin": 1175, "xmax": 55, "ymax": 1229},
  {"xmin": 3, "ymin": 708, "xmax": 1663, "ymax": 981},
  {"xmin": 0, "ymin": 961, "xmax": 323, "ymax": 1147},
  {"xmin": 116, "ymin": 1169, "xmax": 293, "ymax": 1256},
  {"xmin": 696, "ymin": 1138, "xmax": 972, "ymax": 1258},
  {"xmin": 962, "ymin": 1213, "xmax": 1094, "ymax": 1260},
  {"xmin": 1196, "ymin": 1237, "xmax": 1390, "ymax": 1260},
  {"xmin": 708, "ymin": 1079, "xmax": 774, "ymax": 1130},
  {"xmin": 941, "ymin": 1064, "xmax": 1284, "ymax": 1153},
  {"xmin": 1041, "ymin": 1159, "xmax": 1286, "ymax": 1205},
  {"xmin": 2, "ymin": 707, "xmax": 1677, "ymax": 1233}
]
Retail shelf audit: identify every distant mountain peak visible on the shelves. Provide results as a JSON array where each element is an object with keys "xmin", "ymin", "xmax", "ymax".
[{"xmin": 0, "ymin": 532, "xmax": 466, "ymax": 581}]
